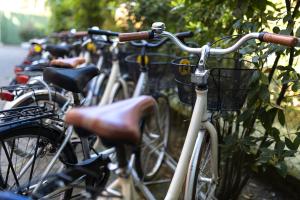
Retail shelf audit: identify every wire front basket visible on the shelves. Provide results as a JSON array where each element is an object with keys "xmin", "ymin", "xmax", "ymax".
[
  {"xmin": 172, "ymin": 56, "xmax": 257, "ymax": 111},
  {"xmin": 0, "ymin": 102, "xmax": 58, "ymax": 128},
  {"xmin": 125, "ymin": 53, "xmax": 176, "ymax": 91}
]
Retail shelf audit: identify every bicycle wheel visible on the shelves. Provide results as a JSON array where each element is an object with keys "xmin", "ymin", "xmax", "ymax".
[
  {"xmin": 4, "ymin": 93, "xmax": 68, "ymax": 158},
  {"xmin": 109, "ymin": 80, "xmax": 135, "ymax": 103},
  {"xmin": 135, "ymin": 94, "xmax": 170, "ymax": 180},
  {"xmin": 185, "ymin": 131, "xmax": 215, "ymax": 200},
  {"xmin": 0, "ymin": 123, "xmax": 77, "ymax": 199}
]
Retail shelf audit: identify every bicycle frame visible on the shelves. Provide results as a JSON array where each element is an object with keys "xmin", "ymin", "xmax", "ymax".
[
  {"xmin": 165, "ymin": 89, "xmax": 218, "ymax": 200},
  {"xmin": 105, "ymin": 88, "xmax": 218, "ymax": 200}
]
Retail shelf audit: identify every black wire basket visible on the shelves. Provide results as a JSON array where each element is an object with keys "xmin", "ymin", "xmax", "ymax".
[
  {"xmin": 172, "ymin": 56, "xmax": 257, "ymax": 111},
  {"xmin": 125, "ymin": 53, "xmax": 176, "ymax": 91}
]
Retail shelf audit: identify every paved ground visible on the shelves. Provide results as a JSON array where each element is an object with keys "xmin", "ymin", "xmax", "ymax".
[{"xmin": 0, "ymin": 45, "xmax": 27, "ymax": 86}]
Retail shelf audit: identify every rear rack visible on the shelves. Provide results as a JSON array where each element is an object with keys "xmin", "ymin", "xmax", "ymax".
[{"xmin": 0, "ymin": 102, "xmax": 59, "ymax": 128}]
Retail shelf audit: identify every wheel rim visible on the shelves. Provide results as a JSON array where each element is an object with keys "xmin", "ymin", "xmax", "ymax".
[
  {"xmin": 140, "ymin": 96, "xmax": 170, "ymax": 179},
  {"xmin": 0, "ymin": 135, "xmax": 68, "ymax": 199},
  {"xmin": 195, "ymin": 139, "xmax": 214, "ymax": 199}
]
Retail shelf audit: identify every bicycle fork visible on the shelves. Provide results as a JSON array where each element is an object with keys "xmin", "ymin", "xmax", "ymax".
[{"xmin": 165, "ymin": 89, "xmax": 218, "ymax": 200}]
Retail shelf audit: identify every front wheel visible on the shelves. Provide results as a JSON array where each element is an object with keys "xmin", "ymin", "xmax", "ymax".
[
  {"xmin": 185, "ymin": 131, "xmax": 216, "ymax": 200},
  {"xmin": 135, "ymin": 94, "xmax": 170, "ymax": 180}
]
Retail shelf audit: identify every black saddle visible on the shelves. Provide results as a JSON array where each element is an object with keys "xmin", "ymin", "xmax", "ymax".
[
  {"xmin": 43, "ymin": 66, "xmax": 99, "ymax": 93},
  {"xmin": 24, "ymin": 63, "xmax": 49, "ymax": 72},
  {"xmin": 45, "ymin": 44, "xmax": 71, "ymax": 58}
]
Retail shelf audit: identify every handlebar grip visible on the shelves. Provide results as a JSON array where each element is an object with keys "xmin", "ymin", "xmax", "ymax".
[
  {"xmin": 259, "ymin": 32, "xmax": 299, "ymax": 47},
  {"xmin": 88, "ymin": 28, "xmax": 119, "ymax": 37},
  {"xmin": 73, "ymin": 31, "xmax": 88, "ymax": 38},
  {"xmin": 175, "ymin": 31, "xmax": 194, "ymax": 39},
  {"xmin": 119, "ymin": 31, "xmax": 154, "ymax": 42}
]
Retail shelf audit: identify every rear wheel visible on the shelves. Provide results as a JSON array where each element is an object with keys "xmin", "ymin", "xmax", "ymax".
[
  {"xmin": 135, "ymin": 94, "xmax": 170, "ymax": 180},
  {"xmin": 0, "ymin": 124, "xmax": 77, "ymax": 199},
  {"xmin": 110, "ymin": 80, "xmax": 135, "ymax": 103},
  {"xmin": 185, "ymin": 131, "xmax": 215, "ymax": 200},
  {"xmin": 4, "ymin": 93, "xmax": 68, "ymax": 158}
]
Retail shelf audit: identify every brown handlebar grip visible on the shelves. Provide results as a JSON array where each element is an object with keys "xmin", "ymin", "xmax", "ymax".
[
  {"xmin": 119, "ymin": 31, "xmax": 153, "ymax": 42},
  {"xmin": 74, "ymin": 31, "xmax": 88, "ymax": 38},
  {"xmin": 260, "ymin": 32, "xmax": 298, "ymax": 47}
]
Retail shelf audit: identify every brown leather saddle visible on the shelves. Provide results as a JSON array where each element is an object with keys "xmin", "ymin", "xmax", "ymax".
[
  {"xmin": 65, "ymin": 96, "xmax": 157, "ymax": 145},
  {"xmin": 50, "ymin": 57, "xmax": 86, "ymax": 68}
]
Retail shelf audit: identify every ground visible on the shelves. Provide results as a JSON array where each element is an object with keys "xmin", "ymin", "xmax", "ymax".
[{"xmin": 0, "ymin": 45, "xmax": 27, "ymax": 86}]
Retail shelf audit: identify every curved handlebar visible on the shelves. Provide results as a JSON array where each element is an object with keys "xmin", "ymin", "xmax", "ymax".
[
  {"xmin": 129, "ymin": 31, "xmax": 194, "ymax": 48},
  {"xmin": 119, "ymin": 29, "xmax": 299, "ymax": 55}
]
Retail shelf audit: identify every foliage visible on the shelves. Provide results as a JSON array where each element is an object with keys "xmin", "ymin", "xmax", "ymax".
[
  {"xmin": 19, "ymin": 23, "xmax": 46, "ymax": 41},
  {"xmin": 47, "ymin": 0, "xmax": 113, "ymax": 31}
]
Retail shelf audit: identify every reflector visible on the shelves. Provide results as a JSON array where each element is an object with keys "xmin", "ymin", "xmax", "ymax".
[
  {"xmin": 14, "ymin": 66, "xmax": 23, "ymax": 74},
  {"xmin": 16, "ymin": 75, "xmax": 29, "ymax": 84},
  {"xmin": 0, "ymin": 91, "xmax": 14, "ymax": 101}
]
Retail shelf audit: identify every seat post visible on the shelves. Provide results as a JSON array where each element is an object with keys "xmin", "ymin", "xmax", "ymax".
[{"xmin": 115, "ymin": 145, "xmax": 128, "ymax": 168}]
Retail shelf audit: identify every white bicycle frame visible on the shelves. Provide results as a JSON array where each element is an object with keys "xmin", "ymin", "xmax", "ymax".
[
  {"xmin": 102, "ymin": 23, "xmax": 275, "ymax": 200},
  {"xmin": 98, "ymin": 43, "xmax": 131, "ymax": 106},
  {"xmin": 102, "ymin": 88, "xmax": 219, "ymax": 200}
]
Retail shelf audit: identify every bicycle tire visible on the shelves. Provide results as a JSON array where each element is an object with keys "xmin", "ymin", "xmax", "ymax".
[
  {"xmin": 185, "ymin": 131, "xmax": 216, "ymax": 200},
  {"xmin": 4, "ymin": 93, "xmax": 68, "ymax": 158},
  {"xmin": 109, "ymin": 80, "xmax": 135, "ymax": 103},
  {"xmin": 135, "ymin": 94, "xmax": 170, "ymax": 180},
  {"xmin": 0, "ymin": 123, "xmax": 77, "ymax": 199}
]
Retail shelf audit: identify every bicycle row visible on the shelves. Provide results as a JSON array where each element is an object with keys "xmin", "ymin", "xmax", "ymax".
[{"xmin": 0, "ymin": 22, "xmax": 299, "ymax": 200}]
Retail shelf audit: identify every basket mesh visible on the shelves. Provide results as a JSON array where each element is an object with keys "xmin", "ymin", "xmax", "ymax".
[
  {"xmin": 172, "ymin": 56, "xmax": 257, "ymax": 111},
  {"xmin": 125, "ymin": 53, "xmax": 176, "ymax": 91}
]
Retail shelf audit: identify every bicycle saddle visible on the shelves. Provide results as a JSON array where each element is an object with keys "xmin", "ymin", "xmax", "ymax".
[
  {"xmin": 45, "ymin": 44, "xmax": 71, "ymax": 58},
  {"xmin": 43, "ymin": 66, "xmax": 99, "ymax": 93},
  {"xmin": 65, "ymin": 96, "xmax": 156, "ymax": 145},
  {"xmin": 50, "ymin": 57, "xmax": 86, "ymax": 68}
]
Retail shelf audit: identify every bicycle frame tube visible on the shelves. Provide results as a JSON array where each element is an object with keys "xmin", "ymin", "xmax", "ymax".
[
  {"xmin": 165, "ymin": 89, "xmax": 214, "ymax": 200},
  {"xmin": 133, "ymin": 71, "xmax": 148, "ymax": 97},
  {"xmin": 98, "ymin": 60, "xmax": 121, "ymax": 106}
]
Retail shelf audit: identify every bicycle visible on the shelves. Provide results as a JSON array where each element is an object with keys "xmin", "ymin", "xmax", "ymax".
[{"xmin": 62, "ymin": 22, "xmax": 300, "ymax": 200}]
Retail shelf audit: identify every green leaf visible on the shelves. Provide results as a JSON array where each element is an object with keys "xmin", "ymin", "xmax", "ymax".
[
  {"xmin": 275, "ymin": 140, "xmax": 285, "ymax": 152},
  {"xmin": 260, "ymin": 73, "xmax": 269, "ymax": 85},
  {"xmin": 283, "ymin": 15, "xmax": 292, "ymax": 24},
  {"xmin": 237, "ymin": 109, "xmax": 253, "ymax": 123},
  {"xmin": 259, "ymin": 148, "xmax": 274, "ymax": 163},
  {"xmin": 285, "ymin": 137, "xmax": 297, "ymax": 150},
  {"xmin": 268, "ymin": 127, "xmax": 280, "ymax": 141},
  {"xmin": 275, "ymin": 161, "xmax": 288, "ymax": 177},
  {"xmin": 292, "ymin": 82, "xmax": 300, "ymax": 92},
  {"xmin": 258, "ymin": 85, "xmax": 270, "ymax": 102},
  {"xmin": 232, "ymin": 19, "xmax": 241, "ymax": 29},
  {"xmin": 296, "ymin": 26, "xmax": 300, "ymax": 37},
  {"xmin": 249, "ymin": 70, "xmax": 260, "ymax": 84},
  {"xmin": 278, "ymin": 109, "xmax": 285, "ymax": 126}
]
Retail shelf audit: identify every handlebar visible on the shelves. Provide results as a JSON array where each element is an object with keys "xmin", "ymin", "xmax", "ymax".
[
  {"xmin": 87, "ymin": 28, "xmax": 119, "ymax": 37},
  {"xmin": 259, "ymin": 32, "xmax": 299, "ymax": 47},
  {"xmin": 119, "ymin": 31, "xmax": 154, "ymax": 42},
  {"xmin": 73, "ymin": 31, "xmax": 88, "ymax": 38},
  {"xmin": 118, "ymin": 27, "xmax": 300, "ymax": 55},
  {"xmin": 129, "ymin": 31, "xmax": 194, "ymax": 48}
]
